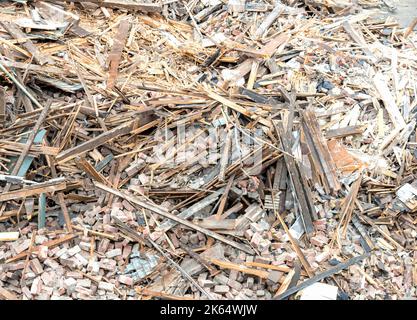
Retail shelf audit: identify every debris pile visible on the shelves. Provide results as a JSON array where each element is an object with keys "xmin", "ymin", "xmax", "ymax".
[{"xmin": 0, "ymin": 0, "xmax": 416, "ymax": 300}]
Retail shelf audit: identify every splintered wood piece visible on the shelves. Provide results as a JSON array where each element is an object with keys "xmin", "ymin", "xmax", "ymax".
[
  {"xmin": 244, "ymin": 261, "xmax": 307, "ymax": 276},
  {"xmin": 0, "ymin": 178, "xmax": 66, "ymax": 202},
  {"xmin": 337, "ymin": 173, "xmax": 362, "ymax": 237},
  {"xmin": 275, "ymin": 269, "xmax": 296, "ymax": 296},
  {"xmin": 208, "ymin": 258, "xmax": 270, "ymax": 279},
  {"xmin": 327, "ymin": 140, "xmax": 364, "ymax": 173},
  {"xmin": 271, "ymin": 198, "xmax": 315, "ymax": 278},
  {"xmin": 114, "ymin": 217, "xmax": 213, "ymax": 299},
  {"xmin": 72, "ymin": 224, "xmax": 117, "ymax": 240},
  {"xmin": 46, "ymin": 0, "xmax": 162, "ymax": 12},
  {"xmin": 215, "ymin": 174, "xmax": 235, "ymax": 218},
  {"xmin": 246, "ymin": 60, "xmax": 259, "ymax": 90},
  {"xmin": 56, "ymin": 119, "xmax": 138, "ymax": 163},
  {"xmin": 342, "ymin": 21, "xmax": 374, "ymax": 58},
  {"xmin": 205, "ymin": 88, "xmax": 270, "ymax": 127},
  {"xmin": 0, "ymin": 21, "xmax": 52, "ymax": 65},
  {"xmin": 220, "ymin": 202, "xmax": 243, "ymax": 220},
  {"xmin": 0, "ymin": 62, "xmax": 44, "ymax": 111},
  {"xmin": 274, "ymin": 254, "xmax": 369, "ymax": 300},
  {"xmin": 302, "ymin": 109, "xmax": 340, "ymax": 194},
  {"xmin": 77, "ymin": 157, "xmax": 108, "ymax": 184},
  {"xmin": 94, "ymin": 182, "xmax": 254, "ymax": 254},
  {"xmin": 351, "ymin": 214, "xmax": 375, "ymax": 251},
  {"xmin": 0, "ymin": 141, "xmax": 59, "ymax": 156},
  {"xmin": 107, "ymin": 19, "xmax": 131, "ymax": 90},
  {"xmin": 325, "ymin": 125, "xmax": 365, "ymax": 139},
  {"xmin": 404, "ymin": 18, "xmax": 417, "ymax": 39},
  {"xmin": 221, "ymin": 58, "xmax": 254, "ymax": 88},
  {"xmin": 359, "ymin": 215, "xmax": 404, "ymax": 250}
]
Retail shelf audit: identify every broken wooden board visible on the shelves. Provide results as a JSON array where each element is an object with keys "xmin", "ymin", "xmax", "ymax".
[
  {"xmin": 0, "ymin": 178, "xmax": 66, "ymax": 202},
  {"xmin": 43, "ymin": 0, "xmax": 162, "ymax": 12},
  {"xmin": 274, "ymin": 120, "xmax": 315, "ymax": 234}
]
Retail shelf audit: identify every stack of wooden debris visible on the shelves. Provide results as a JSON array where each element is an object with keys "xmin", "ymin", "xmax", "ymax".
[{"xmin": 0, "ymin": 0, "xmax": 416, "ymax": 300}]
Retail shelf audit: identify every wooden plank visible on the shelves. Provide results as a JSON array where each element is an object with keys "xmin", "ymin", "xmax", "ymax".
[
  {"xmin": 208, "ymin": 258, "xmax": 270, "ymax": 279},
  {"xmin": 215, "ymin": 174, "xmax": 235, "ymax": 218},
  {"xmin": 254, "ymin": 4, "xmax": 282, "ymax": 38},
  {"xmin": 38, "ymin": 193, "xmax": 46, "ymax": 229},
  {"xmin": 194, "ymin": 219, "xmax": 237, "ymax": 230},
  {"xmin": 218, "ymin": 131, "xmax": 232, "ymax": 181},
  {"xmin": 107, "ymin": 19, "xmax": 130, "ymax": 90},
  {"xmin": 0, "ymin": 231, "xmax": 19, "ymax": 242},
  {"xmin": 12, "ymin": 103, "xmax": 51, "ymax": 177},
  {"xmin": 0, "ymin": 140, "xmax": 59, "ymax": 156},
  {"xmin": 0, "ymin": 21, "xmax": 52, "ymax": 65},
  {"xmin": 244, "ymin": 261, "xmax": 308, "ymax": 276},
  {"xmin": 351, "ymin": 214, "xmax": 375, "ymax": 251},
  {"xmin": 256, "ymin": 33, "xmax": 289, "ymax": 58},
  {"xmin": 0, "ymin": 178, "xmax": 66, "ymax": 202},
  {"xmin": 270, "ymin": 190, "xmax": 315, "ymax": 278}
]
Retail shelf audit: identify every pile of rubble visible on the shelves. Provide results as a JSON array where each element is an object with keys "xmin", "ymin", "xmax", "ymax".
[{"xmin": 0, "ymin": 0, "xmax": 416, "ymax": 300}]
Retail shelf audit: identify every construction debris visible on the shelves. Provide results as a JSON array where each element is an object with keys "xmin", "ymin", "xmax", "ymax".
[{"xmin": 0, "ymin": 0, "xmax": 417, "ymax": 301}]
